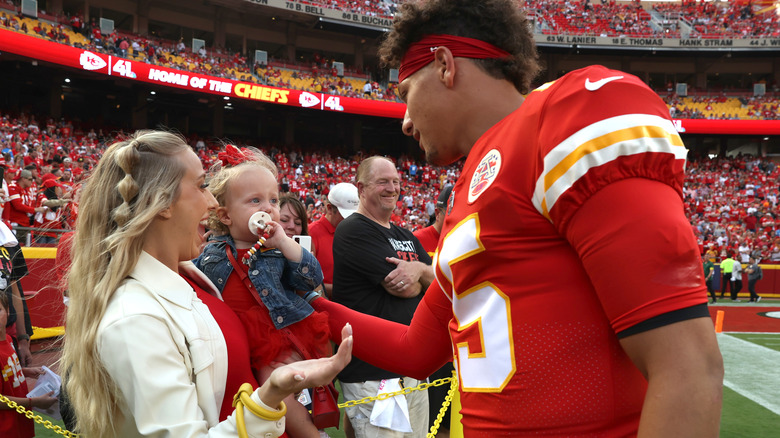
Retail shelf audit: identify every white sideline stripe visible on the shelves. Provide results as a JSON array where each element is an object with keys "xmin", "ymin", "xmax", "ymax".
[{"xmin": 718, "ymin": 333, "xmax": 780, "ymax": 415}]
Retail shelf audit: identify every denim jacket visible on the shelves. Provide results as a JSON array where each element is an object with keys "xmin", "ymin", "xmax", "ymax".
[{"xmin": 193, "ymin": 234, "xmax": 323, "ymax": 329}]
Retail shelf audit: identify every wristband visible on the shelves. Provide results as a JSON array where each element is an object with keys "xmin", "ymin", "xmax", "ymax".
[
  {"xmin": 302, "ymin": 290, "xmax": 320, "ymax": 304},
  {"xmin": 17, "ymin": 334, "xmax": 30, "ymax": 342}
]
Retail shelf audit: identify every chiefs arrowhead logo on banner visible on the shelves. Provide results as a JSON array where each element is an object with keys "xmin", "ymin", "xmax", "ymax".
[
  {"xmin": 79, "ymin": 51, "xmax": 107, "ymax": 71},
  {"xmin": 299, "ymin": 92, "xmax": 320, "ymax": 108}
]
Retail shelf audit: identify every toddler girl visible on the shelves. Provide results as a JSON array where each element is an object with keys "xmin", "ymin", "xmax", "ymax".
[{"xmin": 195, "ymin": 145, "xmax": 329, "ymax": 438}]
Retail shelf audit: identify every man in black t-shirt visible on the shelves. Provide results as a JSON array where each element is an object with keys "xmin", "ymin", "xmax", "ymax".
[{"xmin": 333, "ymin": 156, "xmax": 433, "ymax": 438}]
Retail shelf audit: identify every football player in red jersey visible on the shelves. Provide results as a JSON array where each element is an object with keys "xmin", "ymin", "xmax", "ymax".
[{"xmin": 309, "ymin": 0, "xmax": 723, "ymax": 436}]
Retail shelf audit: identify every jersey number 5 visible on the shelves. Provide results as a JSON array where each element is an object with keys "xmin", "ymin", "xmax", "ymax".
[{"xmin": 437, "ymin": 213, "xmax": 515, "ymax": 392}]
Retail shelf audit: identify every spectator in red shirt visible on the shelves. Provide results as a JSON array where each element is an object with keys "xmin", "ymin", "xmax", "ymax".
[
  {"xmin": 2, "ymin": 170, "xmax": 44, "ymax": 245},
  {"xmin": 309, "ymin": 183, "xmax": 359, "ymax": 299}
]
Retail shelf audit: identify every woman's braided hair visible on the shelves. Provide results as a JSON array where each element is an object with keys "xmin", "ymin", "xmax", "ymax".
[{"xmin": 62, "ymin": 130, "xmax": 191, "ymax": 437}]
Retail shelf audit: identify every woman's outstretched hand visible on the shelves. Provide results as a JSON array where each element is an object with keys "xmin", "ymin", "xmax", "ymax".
[{"xmin": 258, "ymin": 323, "xmax": 353, "ymax": 408}]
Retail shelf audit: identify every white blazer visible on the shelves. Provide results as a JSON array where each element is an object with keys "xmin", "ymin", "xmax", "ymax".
[{"xmin": 98, "ymin": 251, "xmax": 285, "ymax": 438}]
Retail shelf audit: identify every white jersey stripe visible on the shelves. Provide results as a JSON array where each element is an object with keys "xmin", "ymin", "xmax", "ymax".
[
  {"xmin": 541, "ymin": 114, "xmax": 679, "ymax": 170},
  {"xmin": 532, "ymin": 114, "xmax": 687, "ymax": 219}
]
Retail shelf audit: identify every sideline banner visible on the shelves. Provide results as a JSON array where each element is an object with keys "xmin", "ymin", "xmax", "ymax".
[
  {"xmin": 2, "ymin": 29, "xmax": 779, "ymax": 134},
  {"xmin": 245, "ymin": 0, "xmax": 393, "ymax": 29},
  {"xmin": 534, "ymin": 34, "xmax": 780, "ymax": 50},
  {"xmin": 242, "ymin": 0, "xmax": 780, "ymax": 50},
  {"xmin": 0, "ymin": 28, "xmax": 406, "ymax": 119}
]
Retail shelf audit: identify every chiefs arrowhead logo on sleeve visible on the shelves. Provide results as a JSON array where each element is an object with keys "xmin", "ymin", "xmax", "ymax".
[{"xmin": 468, "ymin": 149, "xmax": 501, "ymax": 204}]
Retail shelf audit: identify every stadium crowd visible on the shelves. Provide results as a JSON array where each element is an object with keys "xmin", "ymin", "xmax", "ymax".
[
  {"xmin": 1, "ymin": 3, "xmax": 779, "ymax": 253},
  {"xmin": 4, "ymin": 2, "xmax": 780, "ymax": 108},
  {"xmin": 528, "ymin": 0, "xmax": 779, "ymax": 39},
  {"xmin": 687, "ymin": 154, "xmax": 780, "ymax": 264},
  {"xmin": 0, "ymin": 111, "xmax": 461, "ymax": 243},
  {"xmin": 654, "ymin": 0, "xmax": 780, "ymax": 39},
  {"xmin": 0, "ymin": 2, "xmax": 773, "ymax": 436},
  {"xmin": 664, "ymin": 94, "xmax": 780, "ymax": 120},
  {"xmin": 5, "ymin": 10, "xmax": 779, "ymax": 112},
  {"xmin": 530, "ymin": 0, "xmax": 661, "ymax": 38},
  {"xmin": 0, "ymin": 9, "xmax": 400, "ymax": 102},
  {"xmin": 5, "ymin": 108, "xmax": 780, "ymax": 270},
  {"xmin": 298, "ymin": 0, "xmax": 399, "ymax": 19}
]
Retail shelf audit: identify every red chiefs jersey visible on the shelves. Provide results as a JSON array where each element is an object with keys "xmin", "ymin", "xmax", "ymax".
[
  {"xmin": 428, "ymin": 66, "xmax": 706, "ymax": 436},
  {"xmin": 1, "ymin": 335, "xmax": 34, "ymax": 438},
  {"xmin": 412, "ymin": 225, "xmax": 439, "ymax": 257},
  {"xmin": 2, "ymin": 183, "xmax": 35, "ymax": 225}
]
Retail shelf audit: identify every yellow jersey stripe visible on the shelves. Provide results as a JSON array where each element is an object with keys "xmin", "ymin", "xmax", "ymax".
[
  {"xmin": 532, "ymin": 114, "xmax": 687, "ymax": 219},
  {"xmin": 544, "ymin": 124, "xmax": 685, "ymax": 191}
]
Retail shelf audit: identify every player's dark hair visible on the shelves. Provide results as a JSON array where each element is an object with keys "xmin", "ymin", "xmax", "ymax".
[{"xmin": 379, "ymin": 0, "xmax": 541, "ymax": 94}]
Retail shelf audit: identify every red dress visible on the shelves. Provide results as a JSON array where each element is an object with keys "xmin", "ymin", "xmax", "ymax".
[
  {"xmin": 222, "ymin": 248, "xmax": 330, "ymax": 371},
  {"xmin": 182, "ymin": 277, "xmax": 258, "ymax": 421},
  {"xmin": 184, "ymin": 276, "xmax": 290, "ymax": 438}
]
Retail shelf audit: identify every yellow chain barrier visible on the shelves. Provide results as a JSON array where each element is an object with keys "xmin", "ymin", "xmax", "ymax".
[
  {"xmin": 337, "ymin": 376, "xmax": 454, "ymax": 409},
  {"xmin": 427, "ymin": 373, "xmax": 457, "ymax": 438},
  {"xmin": 336, "ymin": 374, "xmax": 457, "ymax": 437},
  {"xmin": 0, "ymin": 393, "xmax": 79, "ymax": 437},
  {"xmin": 0, "ymin": 374, "xmax": 458, "ymax": 438}
]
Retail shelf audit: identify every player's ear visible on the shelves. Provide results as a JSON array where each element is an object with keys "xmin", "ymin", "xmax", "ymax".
[{"xmin": 434, "ymin": 47, "xmax": 456, "ymax": 89}]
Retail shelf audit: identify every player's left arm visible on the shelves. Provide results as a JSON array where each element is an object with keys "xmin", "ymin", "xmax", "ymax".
[
  {"xmin": 311, "ymin": 280, "xmax": 453, "ymax": 378},
  {"xmin": 567, "ymin": 177, "xmax": 723, "ymax": 438},
  {"xmin": 620, "ymin": 318, "xmax": 722, "ymax": 438}
]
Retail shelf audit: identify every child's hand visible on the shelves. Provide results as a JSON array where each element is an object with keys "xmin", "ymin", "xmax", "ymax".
[
  {"xmin": 261, "ymin": 221, "xmax": 289, "ymax": 249},
  {"xmin": 198, "ymin": 228, "xmax": 213, "ymax": 252},
  {"xmin": 22, "ymin": 367, "xmax": 44, "ymax": 378},
  {"xmin": 31, "ymin": 391, "xmax": 58, "ymax": 410},
  {"xmin": 260, "ymin": 220, "xmax": 303, "ymax": 263}
]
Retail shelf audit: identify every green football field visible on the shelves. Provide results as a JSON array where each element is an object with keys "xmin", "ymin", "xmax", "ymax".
[
  {"xmin": 33, "ymin": 308, "xmax": 780, "ymax": 437},
  {"xmin": 717, "ymin": 331, "xmax": 780, "ymax": 437}
]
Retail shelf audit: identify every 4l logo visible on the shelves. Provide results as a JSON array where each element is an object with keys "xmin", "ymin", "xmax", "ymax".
[{"xmin": 468, "ymin": 149, "xmax": 501, "ymax": 204}]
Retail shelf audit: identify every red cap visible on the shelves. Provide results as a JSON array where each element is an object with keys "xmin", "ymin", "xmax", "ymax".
[{"xmin": 42, "ymin": 178, "xmax": 65, "ymax": 189}]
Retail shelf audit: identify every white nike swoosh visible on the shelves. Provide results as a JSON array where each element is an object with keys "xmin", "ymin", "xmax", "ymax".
[{"xmin": 584, "ymin": 75, "xmax": 625, "ymax": 91}]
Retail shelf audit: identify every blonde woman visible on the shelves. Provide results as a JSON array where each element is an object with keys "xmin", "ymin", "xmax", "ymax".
[{"xmin": 60, "ymin": 130, "xmax": 352, "ymax": 438}]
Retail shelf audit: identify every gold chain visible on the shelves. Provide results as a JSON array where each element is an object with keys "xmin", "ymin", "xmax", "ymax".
[
  {"xmin": 337, "ymin": 374, "xmax": 457, "ymax": 437},
  {"xmin": 0, "ymin": 393, "xmax": 79, "ymax": 437},
  {"xmin": 337, "ymin": 376, "xmax": 453, "ymax": 408},
  {"xmin": 426, "ymin": 371, "xmax": 457, "ymax": 438},
  {"xmin": 0, "ymin": 375, "xmax": 457, "ymax": 438}
]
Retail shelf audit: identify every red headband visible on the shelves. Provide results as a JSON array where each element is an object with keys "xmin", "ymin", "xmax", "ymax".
[
  {"xmin": 398, "ymin": 34, "xmax": 512, "ymax": 83},
  {"xmin": 218, "ymin": 144, "xmax": 256, "ymax": 167}
]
